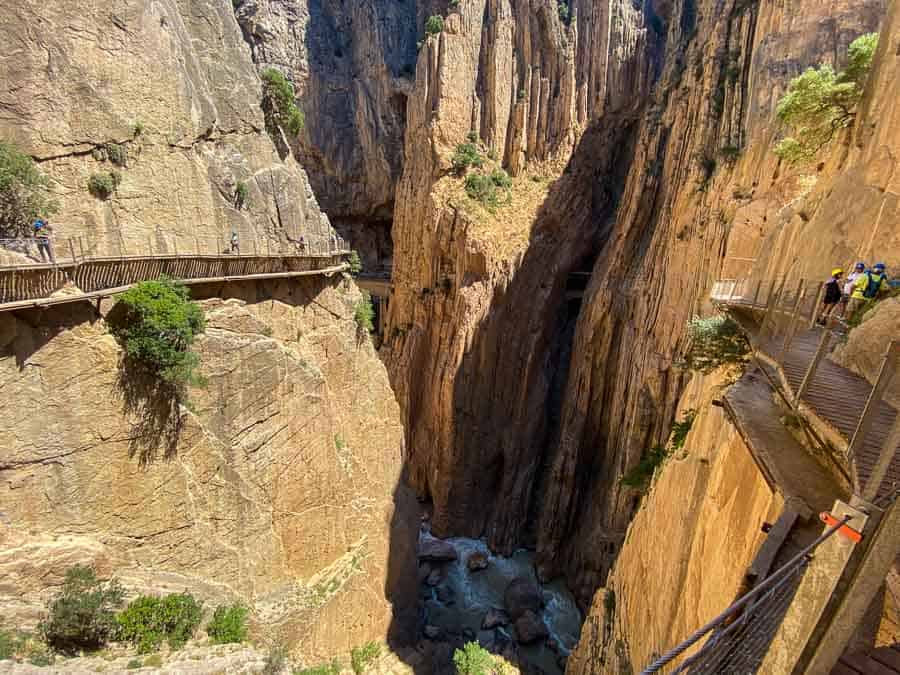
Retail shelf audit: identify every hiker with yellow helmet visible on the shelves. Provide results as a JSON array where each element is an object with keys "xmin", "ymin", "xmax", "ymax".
[{"xmin": 817, "ymin": 267, "xmax": 843, "ymax": 325}]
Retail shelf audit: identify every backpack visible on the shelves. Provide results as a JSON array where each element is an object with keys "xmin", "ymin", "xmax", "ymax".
[{"xmin": 863, "ymin": 272, "xmax": 885, "ymax": 299}]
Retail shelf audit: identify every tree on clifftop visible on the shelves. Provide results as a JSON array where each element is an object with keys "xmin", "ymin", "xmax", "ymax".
[
  {"xmin": 775, "ymin": 33, "xmax": 878, "ymax": 164},
  {"xmin": 0, "ymin": 141, "xmax": 58, "ymax": 237}
]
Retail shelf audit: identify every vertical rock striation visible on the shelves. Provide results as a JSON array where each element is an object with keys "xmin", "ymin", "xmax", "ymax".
[{"xmin": 0, "ymin": 0, "xmax": 337, "ymax": 257}]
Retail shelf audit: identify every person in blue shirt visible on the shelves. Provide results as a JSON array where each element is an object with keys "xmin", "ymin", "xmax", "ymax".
[{"xmin": 33, "ymin": 217, "xmax": 55, "ymax": 263}]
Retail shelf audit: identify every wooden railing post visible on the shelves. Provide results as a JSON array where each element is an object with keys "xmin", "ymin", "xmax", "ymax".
[
  {"xmin": 793, "ymin": 320, "xmax": 834, "ymax": 409},
  {"xmin": 808, "ymin": 281, "xmax": 826, "ymax": 329},
  {"xmin": 68, "ymin": 238, "xmax": 77, "ymax": 264},
  {"xmin": 847, "ymin": 341, "xmax": 900, "ymax": 467},
  {"xmin": 758, "ymin": 278, "xmax": 785, "ymax": 346}
]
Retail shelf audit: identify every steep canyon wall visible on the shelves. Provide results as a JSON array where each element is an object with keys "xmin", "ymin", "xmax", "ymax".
[{"xmin": 0, "ymin": 278, "xmax": 417, "ymax": 661}]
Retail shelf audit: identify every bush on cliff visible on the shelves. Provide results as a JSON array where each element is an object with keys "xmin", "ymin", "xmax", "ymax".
[
  {"xmin": 354, "ymin": 291, "xmax": 375, "ymax": 333},
  {"xmin": 261, "ymin": 68, "xmax": 305, "ymax": 137},
  {"xmin": 0, "ymin": 141, "xmax": 58, "ymax": 237},
  {"xmin": 351, "ymin": 642, "xmax": 381, "ymax": 674},
  {"xmin": 775, "ymin": 33, "xmax": 878, "ymax": 164},
  {"xmin": 88, "ymin": 171, "xmax": 121, "ymax": 200},
  {"xmin": 206, "ymin": 603, "xmax": 249, "ymax": 645},
  {"xmin": 453, "ymin": 642, "xmax": 499, "ymax": 675},
  {"xmin": 425, "ymin": 15, "xmax": 444, "ymax": 35},
  {"xmin": 107, "ymin": 278, "xmax": 206, "ymax": 389},
  {"xmin": 116, "ymin": 593, "xmax": 203, "ymax": 654},
  {"xmin": 38, "ymin": 566, "xmax": 125, "ymax": 655}
]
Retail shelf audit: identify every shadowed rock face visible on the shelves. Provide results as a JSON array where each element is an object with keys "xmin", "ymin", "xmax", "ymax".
[
  {"xmin": 0, "ymin": 0, "xmax": 336, "ymax": 257},
  {"xmin": 0, "ymin": 278, "xmax": 417, "ymax": 662},
  {"xmin": 234, "ymin": 0, "xmax": 419, "ymax": 221},
  {"xmin": 381, "ymin": 0, "xmax": 885, "ymax": 612}
]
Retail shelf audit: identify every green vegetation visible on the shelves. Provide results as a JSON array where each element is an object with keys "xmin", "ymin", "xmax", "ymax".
[
  {"xmin": 0, "ymin": 629, "xmax": 54, "ymax": 665},
  {"xmin": 683, "ymin": 315, "xmax": 750, "ymax": 373},
  {"xmin": 449, "ymin": 0, "xmax": 461, "ymax": 7},
  {"xmin": 351, "ymin": 641, "xmax": 381, "ymax": 674},
  {"xmin": 0, "ymin": 629, "xmax": 13, "ymax": 660},
  {"xmin": 296, "ymin": 660, "xmax": 341, "ymax": 675},
  {"xmin": 453, "ymin": 642, "xmax": 495, "ymax": 675},
  {"xmin": 263, "ymin": 644, "xmax": 289, "ymax": 675},
  {"xmin": 88, "ymin": 171, "xmax": 122, "ymax": 200},
  {"xmin": 425, "ymin": 15, "xmax": 444, "ymax": 35},
  {"xmin": 261, "ymin": 68, "xmax": 305, "ymax": 136},
  {"xmin": 132, "ymin": 121, "xmax": 145, "ymax": 137},
  {"xmin": 621, "ymin": 444, "xmax": 668, "ymax": 489},
  {"xmin": 206, "ymin": 603, "xmax": 249, "ymax": 645},
  {"xmin": 670, "ymin": 409, "xmax": 697, "ymax": 450},
  {"xmin": 235, "ymin": 181, "xmax": 249, "ymax": 210},
  {"xmin": 334, "ymin": 434, "xmax": 345, "ymax": 451},
  {"xmin": 108, "ymin": 278, "xmax": 206, "ymax": 389},
  {"xmin": 105, "ymin": 143, "xmax": 129, "ymax": 167},
  {"xmin": 38, "ymin": 565, "xmax": 125, "ymax": 655},
  {"xmin": 604, "ymin": 589, "xmax": 616, "ymax": 620},
  {"xmin": 349, "ymin": 250, "xmax": 363, "ymax": 274},
  {"xmin": 720, "ymin": 145, "xmax": 741, "ymax": 163},
  {"xmin": 127, "ymin": 658, "xmax": 143, "ymax": 670},
  {"xmin": 452, "ymin": 142, "xmax": 484, "ymax": 174},
  {"xmin": 0, "ymin": 141, "xmax": 58, "ymax": 237},
  {"xmin": 144, "ymin": 654, "xmax": 163, "ymax": 668},
  {"xmin": 775, "ymin": 33, "xmax": 878, "ymax": 164},
  {"xmin": 698, "ymin": 155, "xmax": 717, "ymax": 186},
  {"xmin": 116, "ymin": 593, "xmax": 203, "ymax": 654},
  {"xmin": 464, "ymin": 169, "xmax": 512, "ymax": 209},
  {"xmin": 558, "ymin": 1, "xmax": 570, "ymax": 24},
  {"xmin": 354, "ymin": 292, "xmax": 375, "ymax": 333}
]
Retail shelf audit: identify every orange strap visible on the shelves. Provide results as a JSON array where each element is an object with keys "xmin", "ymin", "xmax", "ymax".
[{"xmin": 819, "ymin": 512, "xmax": 863, "ymax": 543}]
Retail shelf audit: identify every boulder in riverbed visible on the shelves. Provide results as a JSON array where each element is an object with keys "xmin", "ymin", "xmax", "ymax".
[
  {"xmin": 514, "ymin": 610, "xmax": 549, "ymax": 644},
  {"xmin": 504, "ymin": 576, "xmax": 543, "ymax": 619},
  {"xmin": 419, "ymin": 536, "xmax": 458, "ymax": 562},
  {"xmin": 482, "ymin": 607, "xmax": 510, "ymax": 629},
  {"xmin": 467, "ymin": 551, "xmax": 489, "ymax": 571}
]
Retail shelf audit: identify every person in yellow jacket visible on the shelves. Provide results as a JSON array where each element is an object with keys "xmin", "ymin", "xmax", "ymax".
[{"xmin": 847, "ymin": 263, "xmax": 889, "ymax": 319}]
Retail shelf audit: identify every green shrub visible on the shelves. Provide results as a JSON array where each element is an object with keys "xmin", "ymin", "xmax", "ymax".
[
  {"xmin": 334, "ymin": 434, "xmax": 345, "ymax": 451},
  {"xmin": 490, "ymin": 167, "xmax": 512, "ymax": 189},
  {"xmin": 295, "ymin": 659, "xmax": 341, "ymax": 675},
  {"xmin": 354, "ymin": 292, "xmax": 375, "ymax": 333},
  {"xmin": 720, "ymin": 145, "xmax": 741, "ymax": 163},
  {"xmin": 38, "ymin": 565, "xmax": 125, "ymax": 655},
  {"xmin": 235, "ymin": 181, "xmax": 249, "ymax": 210},
  {"xmin": 349, "ymin": 250, "xmax": 363, "ymax": 275},
  {"xmin": 0, "ymin": 141, "xmax": 58, "ymax": 237},
  {"xmin": 451, "ymin": 143, "xmax": 484, "ymax": 174},
  {"xmin": 453, "ymin": 642, "xmax": 495, "ymax": 675},
  {"xmin": 683, "ymin": 315, "xmax": 750, "ymax": 372},
  {"xmin": 464, "ymin": 170, "xmax": 512, "ymax": 209},
  {"xmin": 107, "ymin": 278, "xmax": 206, "ymax": 389},
  {"xmin": 425, "ymin": 15, "xmax": 444, "ymax": 35},
  {"xmin": 206, "ymin": 603, "xmax": 248, "ymax": 645},
  {"xmin": 670, "ymin": 409, "xmax": 697, "ymax": 450},
  {"xmin": 88, "ymin": 171, "xmax": 121, "ymax": 200},
  {"xmin": 0, "ymin": 629, "xmax": 15, "ymax": 659},
  {"xmin": 621, "ymin": 444, "xmax": 668, "ymax": 489},
  {"xmin": 25, "ymin": 642, "xmax": 54, "ymax": 667},
  {"xmin": 261, "ymin": 68, "xmax": 305, "ymax": 137},
  {"xmin": 105, "ymin": 143, "xmax": 128, "ymax": 167},
  {"xmin": 351, "ymin": 641, "xmax": 381, "ymax": 674},
  {"xmin": 558, "ymin": 2, "xmax": 570, "ymax": 23},
  {"xmin": 449, "ymin": 0, "xmax": 460, "ymax": 7},
  {"xmin": 116, "ymin": 593, "xmax": 203, "ymax": 654},
  {"xmin": 132, "ymin": 121, "xmax": 145, "ymax": 137},
  {"xmin": 127, "ymin": 658, "xmax": 143, "ymax": 670},
  {"xmin": 775, "ymin": 33, "xmax": 878, "ymax": 164}
]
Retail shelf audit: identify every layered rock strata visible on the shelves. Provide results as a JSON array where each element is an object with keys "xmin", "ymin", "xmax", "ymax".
[
  {"xmin": 0, "ymin": 277, "xmax": 417, "ymax": 661},
  {"xmin": 0, "ymin": 0, "xmax": 333, "ymax": 257}
]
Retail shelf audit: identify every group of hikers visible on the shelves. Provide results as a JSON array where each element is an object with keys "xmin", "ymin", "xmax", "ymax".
[{"xmin": 818, "ymin": 261, "xmax": 891, "ymax": 325}]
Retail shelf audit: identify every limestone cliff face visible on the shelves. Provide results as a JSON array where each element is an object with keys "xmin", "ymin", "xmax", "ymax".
[
  {"xmin": 383, "ymin": 0, "xmax": 885, "ymax": 609},
  {"xmin": 383, "ymin": 0, "xmax": 652, "ymax": 571},
  {"xmin": 233, "ymin": 0, "xmax": 419, "ymax": 221},
  {"xmin": 566, "ymin": 371, "xmax": 784, "ymax": 673},
  {"xmin": 0, "ymin": 0, "xmax": 333, "ymax": 256},
  {"xmin": 0, "ymin": 277, "xmax": 417, "ymax": 661}
]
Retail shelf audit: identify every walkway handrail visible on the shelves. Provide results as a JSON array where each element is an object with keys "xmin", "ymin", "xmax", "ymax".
[
  {"xmin": 641, "ymin": 513, "xmax": 853, "ymax": 674},
  {"xmin": 710, "ymin": 276, "xmax": 900, "ymax": 502}
]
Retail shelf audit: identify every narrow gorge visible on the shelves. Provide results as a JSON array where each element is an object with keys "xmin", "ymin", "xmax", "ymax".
[{"xmin": 0, "ymin": 0, "xmax": 898, "ymax": 673}]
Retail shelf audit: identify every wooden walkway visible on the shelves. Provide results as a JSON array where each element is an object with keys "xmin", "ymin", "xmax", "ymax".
[
  {"xmin": 832, "ymin": 644, "xmax": 900, "ymax": 674},
  {"xmin": 0, "ymin": 251, "xmax": 349, "ymax": 313},
  {"xmin": 759, "ymin": 328, "xmax": 900, "ymax": 500},
  {"xmin": 711, "ymin": 280, "xmax": 899, "ymax": 502}
]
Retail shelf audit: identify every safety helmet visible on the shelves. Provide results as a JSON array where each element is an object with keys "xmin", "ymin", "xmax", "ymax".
[
  {"xmin": 855, "ymin": 262, "xmax": 865, "ymax": 271},
  {"xmin": 874, "ymin": 262, "xmax": 886, "ymax": 271},
  {"xmin": 831, "ymin": 268, "xmax": 843, "ymax": 276}
]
